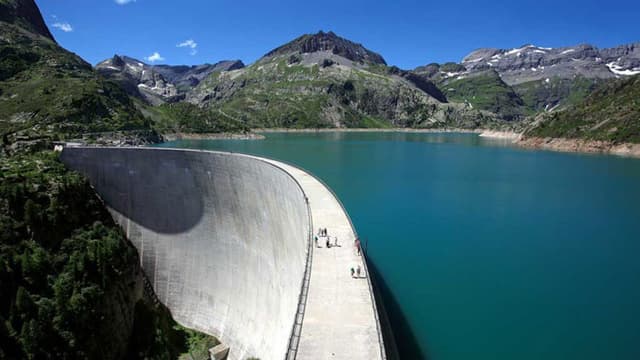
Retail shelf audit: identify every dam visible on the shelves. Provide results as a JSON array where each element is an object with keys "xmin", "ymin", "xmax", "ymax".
[{"xmin": 60, "ymin": 147, "xmax": 385, "ymax": 360}]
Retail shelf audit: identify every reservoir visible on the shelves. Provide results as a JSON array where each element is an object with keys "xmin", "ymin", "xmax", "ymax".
[{"xmin": 155, "ymin": 132, "xmax": 640, "ymax": 360}]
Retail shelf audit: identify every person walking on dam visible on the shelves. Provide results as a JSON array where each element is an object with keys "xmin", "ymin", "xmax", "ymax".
[{"xmin": 356, "ymin": 265, "xmax": 361, "ymax": 278}]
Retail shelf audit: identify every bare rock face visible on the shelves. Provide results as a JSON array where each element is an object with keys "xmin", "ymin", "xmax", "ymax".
[
  {"xmin": 0, "ymin": 0, "xmax": 54, "ymax": 41},
  {"xmin": 458, "ymin": 43, "xmax": 640, "ymax": 85},
  {"xmin": 95, "ymin": 55, "xmax": 244, "ymax": 104},
  {"xmin": 153, "ymin": 60, "xmax": 245, "ymax": 90},
  {"xmin": 96, "ymin": 55, "xmax": 177, "ymax": 105},
  {"xmin": 600, "ymin": 43, "xmax": 640, "ymax": 73},
  {"xmin": 262, "ymin": 30, "xmax": 387, "ymax": 65}
]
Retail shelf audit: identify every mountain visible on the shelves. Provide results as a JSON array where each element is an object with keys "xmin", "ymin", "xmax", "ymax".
[
  {"xmin": 460, "ymin": 44, "xmax": 634, "ymax": 84},
  {"xmin": 153, "ymin": 60, "xmax": 245, "ymax": 91},
  {"xmin": 0, "ymin": 0, "xmax": 158, "ymax": 154},
  {"xmin": 187, "ymin": 31, "xmax": 495, "ymax": 129},
  {"xmin": 415, "ymin": 42, "xmax": 640, "ymax": 120},
  {"xmin": 524, "ymin": 74, "xmax": 640, "ymax": 143},
  {"xmin": 431, "ymin": 68, "xmax": 525, "ymax": 120},
  {"xmin": 0, "ymin": 0, "xmax": 53, "ymax": 40},
  {"xmin": 263, "ymin": 30, "xmax": 387, "ymax": 65},
  {"xmin": 95, "ymin": 55, "xmax": 244, "ymax": 105}
]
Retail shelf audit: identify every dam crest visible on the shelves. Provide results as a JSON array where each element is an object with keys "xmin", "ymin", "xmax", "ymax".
[{"xmin": 61, "ymin": 147, "xmax": 385, "ymax": 360}]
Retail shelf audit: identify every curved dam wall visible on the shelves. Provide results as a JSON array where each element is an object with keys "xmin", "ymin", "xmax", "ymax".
[{"xmin": 61, "ymin": 147, "xmax": 310, "ymax": 360}]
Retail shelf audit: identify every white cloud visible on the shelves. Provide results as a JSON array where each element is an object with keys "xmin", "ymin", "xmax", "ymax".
[
  {"xmin": 145, "ymin": 52, "xmax": 164, "ymax": 63},
  {"xmin": 115, "ymin": 0, "xmax": 136, "ymax": 5},
  {"xmin": 52, "ymin": 22, "xmax": 73, "ymax": 32},
  {"xmin": 177, "ymin": 39, "xmax": 198, "ymax": 55}
]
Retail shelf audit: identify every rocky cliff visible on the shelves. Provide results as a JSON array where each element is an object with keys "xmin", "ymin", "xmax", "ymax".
[
  {"xmin": 263, "ymin": 30, "xmax": 386, "ymax": 65},
  {"xmin": 459, "ymin": 43, "xmax": 639, "ymax": 85},
  {"xmin": 96, "ymin": 55, "xmax": 244, "ymax": 105},
  {"xmin": 414, "ymin": 42, "xmax": 640, "ymax": 120},
  {"xmin": 0, "ymin": 0, "xmax": 54, "ymax": 41}
]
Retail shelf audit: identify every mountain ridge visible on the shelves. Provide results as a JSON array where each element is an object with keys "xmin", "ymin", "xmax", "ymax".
[
  {"xmin": 95, "ymin": 55, "xmax": 245, "ymax": 105},
  {"xmin": 0, "ymin": 0, "xmax": 54, "ymax": 41},
  {"xmin": 262, "ymin": 30, "xmax": 387, "ymax": 65}
]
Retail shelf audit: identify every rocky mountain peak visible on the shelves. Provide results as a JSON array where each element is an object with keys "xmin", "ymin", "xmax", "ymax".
[
  {"xmin": 262, "ymin": 30, "xmax": 387, "ymax": 65},
  {"xmin": 455, "ymin": 42, "xmax": 640, "ymax": 85},
  {"xmin": 0, "ymin": 0, "xmax": 55, "ymax": 41},
  {"xmin": 109, "ymin": 54, "xmax": 126, "ymax": 67}
]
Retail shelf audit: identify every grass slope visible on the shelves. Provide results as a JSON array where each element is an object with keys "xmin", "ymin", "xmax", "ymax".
[
  {"xmin": 189, "ymin": 56, "xmax": 494, "ymax": 129},
  {"xmin": 513, "ymin": 76, "xmax": 602, "ymax": 114},
  {"xmin": 525, "ymin": 75, "xmax": 640, "ymax": 143},
  {"xmin": 439, "ymin": 70, "xmax": 525, "ymax": 120},
  {"xmin": 0, "ymin": 20, "xmax": 154, "ymax": 153}
]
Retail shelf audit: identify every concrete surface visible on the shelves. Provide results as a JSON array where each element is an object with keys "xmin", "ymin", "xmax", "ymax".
[
  {"xmin": 258, "ymin": 158, "xmax": 384, "ymax": 360},
  {"xmin": 61, "ymin": 147, "xmax": 309, "ymax": 360},
  {"xmin": 61, "ymin": 147, "xmax": 383, "ymax": 360}
]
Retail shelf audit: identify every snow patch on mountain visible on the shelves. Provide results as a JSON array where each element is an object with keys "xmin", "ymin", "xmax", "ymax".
[{"xmin": 606, "ymin": 62, "xmax": 640, "ymax": 76}]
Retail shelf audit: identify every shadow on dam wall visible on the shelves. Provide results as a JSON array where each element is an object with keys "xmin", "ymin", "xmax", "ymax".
[
  {"xmin": 61, "ymin": 147, "xmax": 205, "ymax": 234},
  {"xmin": 367, "ymin": 259, "xmax": 428, "ymax": 360},
  {"xmin": 60, "ymin": 147, "xmax": 309, "ymax": 360}
]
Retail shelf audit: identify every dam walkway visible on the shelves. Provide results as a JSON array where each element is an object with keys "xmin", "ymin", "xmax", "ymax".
[{"xmin": 259, "ymin": 158, "xmax": 385, "ymax": 360}]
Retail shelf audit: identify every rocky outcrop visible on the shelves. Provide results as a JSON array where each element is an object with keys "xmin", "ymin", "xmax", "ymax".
[
  {"xmin": 96, "ymin": 55, "xmax": 179, "ymax": 105},
  {"xmin": 262, "ymin": 30, "xmax": 387, "ymax": 65},
  {"xmin": 95, "ymin": 56, "xmax": 245, "ymax": 105},
  {"xmin": 153, "ymin": 60, "xmax": 245, "ymax": 90},
  {"xmin": 413, "ymin": 42, "xmax": 640, "ymax": 120},
  {"xmin": 600, "ymin": 43, "xmax": 640, "ymax": 74},
  {"xmin": 0, "ymin": 0, "xmax": 54, "ymax": 41},
  {"xmin": 458, "ymin": 43, "xmax": 640, "ymax": 85},
  {"xmin": 517, "ymin": 136, "xmax": 640, "ymax": 158}
]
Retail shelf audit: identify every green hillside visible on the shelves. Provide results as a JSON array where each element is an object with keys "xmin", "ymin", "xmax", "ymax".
[
  {"xmin": 439, "ymin": 70, "xmax": 525, "ymax": 121},
  {"xmin": 188, "ymin": 53, "xmax": 496, "ymax": 129},
  {"xmin": 525, "ymin": 75, "xmax": 640, "ymax": 143},
  {"xmin": 0, "ymin": 18, "xmax": 157, "ymax": 154}
]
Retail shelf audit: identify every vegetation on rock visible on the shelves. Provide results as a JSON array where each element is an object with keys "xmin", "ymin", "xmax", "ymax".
[
  {"xmin": 438, "ymin": 70, "xmax": 525, "ymax": 120},
  {"xmin": 525, "ymin": 75, "xmax": 640, "ymax": 143},
  {"xmin": 0, "ymin": 20, "xmax": 156, "ymax": 153},
  {"xmin": 188, "ymin": 55, "xmax": 496, "ymax": 129}
]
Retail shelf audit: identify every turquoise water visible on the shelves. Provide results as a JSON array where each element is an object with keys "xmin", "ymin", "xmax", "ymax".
[{"xmin": 155, "ymin": 132, "xmax": 640, "ymax": 360}]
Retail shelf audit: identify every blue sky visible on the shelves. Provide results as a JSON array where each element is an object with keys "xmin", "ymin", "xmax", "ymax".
[{"xmin": 38, "ymin": 0, "xmax": 640, "ymax": 69}]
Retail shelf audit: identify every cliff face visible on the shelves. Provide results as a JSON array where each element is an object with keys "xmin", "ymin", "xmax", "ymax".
[
  {"xmin": 263, "ymin": 30, "xmax": 387, "ymax": 65},
  {"xmin": 95, "ymin": 55, "xmax": 245, "ymax": 105},
  {"xmin": 0, "ymin": 0, "xmax": 54, "ymax": 40}
]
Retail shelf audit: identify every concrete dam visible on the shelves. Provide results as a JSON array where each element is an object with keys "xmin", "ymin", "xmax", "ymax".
[{"xmin": 61, "ymin": 147, "xmax": 385, "ymax": 360}]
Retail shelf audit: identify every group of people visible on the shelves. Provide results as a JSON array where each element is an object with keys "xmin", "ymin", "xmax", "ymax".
[
  {"xmin": 314, "ymin": 226, "xmax": 365, "ymax": 280},
  {"xmin": 314, "ymin": 227, "xmax": 338, "ymax": 248},
  {"xmin": 350, "ymin": 265, "xmax": 362, "ymax": 278}
]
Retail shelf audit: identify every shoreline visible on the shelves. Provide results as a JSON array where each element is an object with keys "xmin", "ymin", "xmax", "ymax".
[
  {"xmin": 254, "ymin": 127, "xmax": 482, "ymax": 134},
  {"xmin": 159, "ymin": 129, "xmax": 640, "ymax": 159},
  {"xmin": 161, "ymin": 132, "xmax": 265, "ymax": 141},
  {"xmin": 516, "ymin": 137, "xmax": 640, "ymax": 158}
]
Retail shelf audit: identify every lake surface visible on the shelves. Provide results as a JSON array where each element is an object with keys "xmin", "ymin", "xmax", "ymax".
[{"xmin": 155, "ymin": 132, "xmax": 640, "ymax": 360}]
